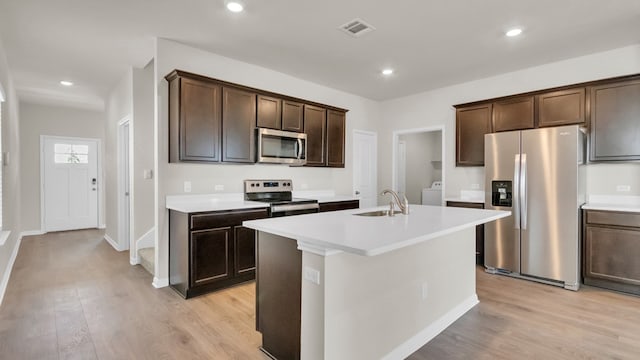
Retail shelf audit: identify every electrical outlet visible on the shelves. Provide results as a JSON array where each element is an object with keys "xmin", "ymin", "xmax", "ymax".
[
  {"xmin": 184, "ymin": 181, "xmax": 192, "ymax": 193},
  {"xmin": 214, "ymin": 184, "xmax": 224, "ymax": 191},
  {"xmin": 421, "ymin": 282, "xmax": 429, "ymax": 300},
  {"xmin": 304, "ymin": 267, "xmax": 321, "ymax": 285},
  {"xmin": 617, "ymin": 185, "xmax": 631, "ymax": 192},
  {"xmin": 143, "ymin": 169, "xmax": 153, "ymax": 180},
  {"xmin": 471, "ymin": 183, "xmax": 480, "ymax": 190}
]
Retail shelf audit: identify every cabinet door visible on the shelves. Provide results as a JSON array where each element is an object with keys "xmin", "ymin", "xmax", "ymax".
[
  {"xmin": 235, "ymin": 226, "xmax": 257, "ymax": 275},
  {"xmin": 492, "ymin": 96, "xmax": 534, "ymax": 132},
  {"xmin": 172, "ymin": 77, "xmax": 222, "ymax": 162},
  {"xmin": 257, "ymin": 95, "xmax": 282, "ymax": 130},
  {"xmin": 590, "ymin": 79, "xmax": 640, "ymax": 161},
  {"xmin": 456, "ymin": 103, "xmax": 492, "ymax": 166},
  {"xmin": 585, "ymin": 225, "xmax": 640, "ymax": 287},
  {"xmin": 326, "ymin": 110, "xmax": 346, "ymax": 168},
  {"xmin": 222, "ymin": 87, "xmax": 256, "ymax": 163},
  {"xmin": 304, "ymin": 105, "xmax": 327, "ymax": 166},
  {"xmin": 190, "ymin": 228, "xmax": 232, "ymax": 287},
  {"xmin": 537, "ymin": 88, "xmax": 585, "ymax": 127},
  {"xmin": 282, "ymin": 100, "xmax": 304, "ymax": 132}
]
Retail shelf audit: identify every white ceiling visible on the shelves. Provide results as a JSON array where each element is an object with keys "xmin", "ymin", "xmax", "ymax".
[{"xmin": 1, "ymin": 0, "xmax": 639, "ymax": 110}]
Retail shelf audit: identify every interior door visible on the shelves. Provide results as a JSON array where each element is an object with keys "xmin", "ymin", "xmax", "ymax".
[
  {"xmin": 353, "ymin": 130, "xmax": 377, "ymax": 208},
  {"xmin": 484, "ymin": 131, "xmax": 520, "ymax": 273},
  {"xmin": 43, "ymin": 137, "xmax": 99, "ymax": 232}
]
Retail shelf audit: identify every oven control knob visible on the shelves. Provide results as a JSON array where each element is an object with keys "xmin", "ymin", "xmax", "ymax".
[
  {"xmin": 251, "ymin": 183, "xmax": 255, "ymax": 187},
  {"xmin": 257, "ymin": 183, "xmax": 260, "ymax": 187}
]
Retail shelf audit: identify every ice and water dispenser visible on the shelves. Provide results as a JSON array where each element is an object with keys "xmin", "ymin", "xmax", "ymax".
[{"xmin": 491, "ymin": 181, "xmax": 512, "ymax": 207}]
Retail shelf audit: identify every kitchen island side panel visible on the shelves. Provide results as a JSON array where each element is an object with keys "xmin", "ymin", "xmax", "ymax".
[{"xmin": 301, "ymin": 227, "xmax": 477, "ymax": 360}]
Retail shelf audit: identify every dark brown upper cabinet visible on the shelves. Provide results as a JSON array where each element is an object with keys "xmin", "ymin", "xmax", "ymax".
[
  {"xmin": 222, "ymin": 87, "xmax": 256, "ymax": 163},
  {"xmin": 168, "ymin": 74, "xmax": 222, "ymax": 163},
  {"xmin": 537, "ymin": 88, "xmax": 585, "ymax": 127},
  {"xmin": 456, "ymin": 103, "xmax": 492, "ymax": 166},
  {"xmin": 304, "ymin": 105, "xmax": 327, "ymax": 167},
  {"xmin": 326, "ymin": 110, "xmax": 346, "ymax": 168},
  {"xmin": 282, "ymin": 100, "xmax": 304, "ymax": 132},
  {"xmin": 590, "ymin": 78, "xmax": 640, "ymax": 161},
  {"xmin": 166, "ymin": 70, "xmax": 348, "ymax": 166},
  {"xmin": 256, "ymin": 95, "xmax": 282, "ymax": 130},
  {"xmin": 492, "ymin": 96, "xmax": 535, "ymax": 132}
]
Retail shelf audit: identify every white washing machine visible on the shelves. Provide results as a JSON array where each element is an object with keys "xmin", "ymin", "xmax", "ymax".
[{"xmin": 421, "ymin": 181, "xmax": 442, "ymax": 206}]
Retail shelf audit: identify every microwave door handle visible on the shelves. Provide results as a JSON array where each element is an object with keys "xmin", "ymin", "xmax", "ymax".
[{"xmin": 297, "ymin": 138, "xmax": 303, "ymax": 159}]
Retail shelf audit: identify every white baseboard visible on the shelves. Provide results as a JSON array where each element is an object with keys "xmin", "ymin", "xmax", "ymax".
[
  {"xmin": 103, "ymin": 234, "xmax": 122, "ymax": 251},
  {"xmin": 152, "ymin": 277, "xmax": 169, "ymax": 288},
  {"xmin": 130, "ymin": 256, "xmax": 139, "ymax": 265},
  {"xmin": 0, "ymin": 234, "xmax": 22, "ymax": 307},
  {"xmin": 98, "ymin": 224, "xmax": 106, "ymax": 229},
  {"xmin": 381, "ymin": 294, "xmax": 479, "ymax": 360},
  {"xmin": 20, "ymin": 230, "xmax": 46, "ymax": 237}
]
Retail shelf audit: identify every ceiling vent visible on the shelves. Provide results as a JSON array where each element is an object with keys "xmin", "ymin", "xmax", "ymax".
[{"xmin": 339, "ymin": 18, "xmax": 376, "ymax": 37}]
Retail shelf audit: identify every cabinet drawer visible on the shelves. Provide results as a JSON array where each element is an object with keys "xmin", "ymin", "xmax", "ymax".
[
  {"xmin": 446, "ymin": 201, "xmax": 483, "ymax": 209},
  {"xmin": 191, "ymin": 208, "xmax": 269, "ymax": 230},
  {"xmin": 319, "ymin": 200, "xmax": 360, "ymax": 212},
  {"xmin": 585, "ymin": 210, "xmax": 640, "ymax": 228}
]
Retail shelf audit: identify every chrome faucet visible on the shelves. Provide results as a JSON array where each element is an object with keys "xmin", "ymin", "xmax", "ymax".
[{"xmin": 381, "ymin": 189, "xmax": 410, "ymax": 215}]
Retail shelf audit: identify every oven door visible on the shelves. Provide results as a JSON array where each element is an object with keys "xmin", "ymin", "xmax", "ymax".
[
  {"xmin": 270, "ymin": 203, "xmax": 319, "ymax": 217},
  {"xmin": 257, "ymin": 128, "xmax": 307, "ymax": 165}
]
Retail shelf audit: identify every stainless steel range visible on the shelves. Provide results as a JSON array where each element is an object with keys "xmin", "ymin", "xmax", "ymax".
[{"xmin": 244, "ymin": 179, "xmax": 319, "ymax": 217}]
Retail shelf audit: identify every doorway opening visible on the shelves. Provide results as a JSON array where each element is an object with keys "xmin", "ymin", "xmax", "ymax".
[
  {"xmin": 392, "ymin": 126, "xmax": 444, "ymax": 205},
  {"xmin": 41, "ymin": 135, "xmax": 101, "ymax": 232}
]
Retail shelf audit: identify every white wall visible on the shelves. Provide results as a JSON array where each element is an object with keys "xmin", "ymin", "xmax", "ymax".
[
  {"xmin": 154, "ymin": 38, "xmax": 381, "ymax": 284},
  {"xmin": 132, "ymin": 61, "xmax": 155, "ymax": 242},
  {"xmin": 0, "ymin": 37, "xmax": 23, "ymax": 304},
  {"xmin": 379, "ymin": 44, "xmax": 640, "ymax": 201},
  {"xmin": 18, "ymin": 102, "xmax": 105, "ymax": 231},
  {"xmin": 105, "ymin": 70, "xmax": 133, "ymax": 249}
]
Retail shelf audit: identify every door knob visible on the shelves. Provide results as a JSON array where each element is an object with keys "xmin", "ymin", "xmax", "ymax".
[{"xmin": 355, "ymin": 191, "xmax": 360, "ymax": 195}]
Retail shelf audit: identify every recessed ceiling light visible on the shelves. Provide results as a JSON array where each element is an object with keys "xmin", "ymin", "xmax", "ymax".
[
  {"xmin": 506, "ymin": 28, "xmax": 523, "ymax": 37},
  {"xmin": 382, "ymin": 69, "xmax": 394, "ymax": 76},
  {"xmin": 226, "ymin": 1, "xmax": 244, "ymax": 12},
  {"xmin": 60, "ymin": 80, "xmax": 73, "ymax": 86}
]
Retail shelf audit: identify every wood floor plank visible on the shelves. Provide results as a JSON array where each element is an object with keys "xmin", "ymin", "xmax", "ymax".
[{"xmin": 2, "ymin": 229, "xmax": 640, "ymax": 359}]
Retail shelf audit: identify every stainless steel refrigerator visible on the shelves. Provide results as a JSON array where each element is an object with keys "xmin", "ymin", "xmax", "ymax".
[{"xmin": 484, "ymin": 125, "xmax": 586, "ymax": 290}]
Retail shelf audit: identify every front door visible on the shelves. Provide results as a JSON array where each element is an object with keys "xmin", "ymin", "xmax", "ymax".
[{"xmin": 42, "ymin": 136, "xmax": 99, "ymax": 232}]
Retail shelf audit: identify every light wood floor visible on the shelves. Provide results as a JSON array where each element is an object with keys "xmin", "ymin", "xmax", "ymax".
[{"xmin": 2, "ymin": 230, "xmax": 640, "ymax": 359}]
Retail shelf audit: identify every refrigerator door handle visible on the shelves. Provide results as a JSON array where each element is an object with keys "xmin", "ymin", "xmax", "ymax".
[
  {"xmin": 521, "ymin": 153, "xmax": 528, "ymax": 230},
  {"xmin": 513, "ymin": 154, "xmax": 520, "ymax": 230}
]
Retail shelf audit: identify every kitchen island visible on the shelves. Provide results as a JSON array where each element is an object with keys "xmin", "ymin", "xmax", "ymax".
[{"xmin": 243, "ymin": 205, "xmax": 509, "ymax": 360}]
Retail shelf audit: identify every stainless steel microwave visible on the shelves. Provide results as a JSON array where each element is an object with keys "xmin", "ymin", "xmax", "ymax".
[{"xmin": 257, "ymin": 128, "xmax": 307, "ymax": 165}]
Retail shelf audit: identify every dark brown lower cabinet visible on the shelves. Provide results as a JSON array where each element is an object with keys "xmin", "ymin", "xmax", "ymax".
[
  {"xmin": 446, "ymin": 201, "xmax": 484, "ymax": 265},
  {"xmin": 169, "ymin": 207, "xmax": 268, "ymax": 299},
  {"xmin": 583, "ymin": 209, "xmax": 640, "ymax": 295},
  {"xmin": 318, "ymin": 199, "xmax": 359, "ymax": 212},
  {"xmin": 256, "ymin": 232, "xmax": 302, "ymax": 360}
]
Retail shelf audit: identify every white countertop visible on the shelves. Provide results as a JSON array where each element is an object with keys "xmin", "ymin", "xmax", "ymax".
[
  {"xmin": 445, "ymin": 190, "xmax": 485, "ymax": 204},
  {"xmin": 243, "ymin": 205, "xmax": 510, "ymax": 257},
  {"xmin": 293, "ymin": 190, "xmax": 359, "ymax": 203},
  {"xmin": 444, "ymin": 197, "xmax": 485, "ymax": 204},
  {"xmin": 582, "ymin": 195, "xmax": 640, "ymax": 213},
  {"xmin": 166, "ymin": 193, "xmax": 269, "ymax": 213},
  {"xmin": 166, "ymin": 191, "xmax": 358, "ymax": 213}
]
